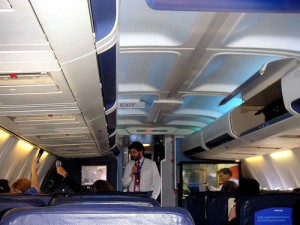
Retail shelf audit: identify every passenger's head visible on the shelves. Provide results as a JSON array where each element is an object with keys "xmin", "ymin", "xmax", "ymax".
[
  {"xmin": 217, "ymin": 168, "xmax": 232, "ymax": 182},
  {"xmin": 11, "ymin": 178, "xmax": 31, "ymax": 193},
  {"xmin": 91, "ymin": 180, "xmax": 114, "ymax": 192},
  {"xmin": 293, "ymin": 187, "xmax": 300, "ymax": 192},
  {"xmin": 0, "ymin": 179, "xmax": 11, "ymax": 193},
  {"xmin": 128, "ymin": 141, "xmax": 145, "ymax": 161},
  {"xmin": 221, "ymin": 180, "xmax": 238, "ymax": 193},
  {"xmin": 239, "ymin": 178, "xmax": 260, "ymax": 195},
  {"xmin": 234, "ymin": 178, "xmax": 260, "ymax": 199}
]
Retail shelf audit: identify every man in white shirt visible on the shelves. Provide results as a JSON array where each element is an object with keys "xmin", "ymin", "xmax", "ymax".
[
  {"xmin": 122, "ymin": 141, "xmax": 161, "ymax": 199},
  {"xmin": 205, "ymin": 167, "xmax": 239, "ymax": 191}
]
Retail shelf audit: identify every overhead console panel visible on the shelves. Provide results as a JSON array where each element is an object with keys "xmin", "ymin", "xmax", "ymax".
[{"xmin": 0, "ymin": 0, "xmax": 120, "ymax": 157}]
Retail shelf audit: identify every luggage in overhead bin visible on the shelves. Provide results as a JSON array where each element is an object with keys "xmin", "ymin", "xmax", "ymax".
[{"xmin": 255, "ymin": 98, "xmax": 288, "ymax": 122}]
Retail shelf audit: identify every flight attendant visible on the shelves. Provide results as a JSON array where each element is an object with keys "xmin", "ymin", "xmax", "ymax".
[{"xmin": 122, "ymin": 141, "xmax": 161, "ymax": 199}]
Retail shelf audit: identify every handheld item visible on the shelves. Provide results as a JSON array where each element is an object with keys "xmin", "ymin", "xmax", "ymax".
[
  {"xmin": 56, "ymin": 160, "xmax": 62, "ymax": 167},
  {"xmin": 36, "ymin": 149, "xmax": 44, "ymax": 162}
]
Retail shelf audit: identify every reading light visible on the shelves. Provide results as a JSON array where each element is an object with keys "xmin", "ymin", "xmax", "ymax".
[
  {"xmin": 0, "ymin": 129, "xmax": 10, "ymax": 140},
  {"xmin": 40, "ymin": 151, "xmax": 48, "ymax": 161},
  {"xmin": 16, "ymin": 140, "xmax": 34, "ymax": 153},
  {"xmin": 143, "ymin": 144, "xmax": 150, "ymax": 147},
  {"xmin": 245, "ymin": 155, "xmax": 264, "ymax": 162},
  {"xmin": 270, "ymin": 150, "xmax": 292, "ymax": 159}
]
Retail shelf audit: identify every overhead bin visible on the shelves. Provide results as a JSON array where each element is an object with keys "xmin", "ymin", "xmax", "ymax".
[
  {"xmin": 90, "ymin": 0, "xmax": 118, "ymax": 53},
  {"xmin": 90, "ymin": 0, "xmax": 118, "ymax": 154},
  {"xmin": 108, "ymin": 130, "xmax": 120, "ymax": 156},
  {"xmin": 202, "ymin": 112, "xmax": 238, "ymax": 149},
  {"xmin": 97, "ymin": 46, "xmax": 117, "ymax": 113},
  {"xmin": 106, "ymin": 110, "xmax": 117, "ymax": 137},
  {"xmin": 90, "ymin": 0, "xmax": 117, "ymax": 42},
  {"xmin": 97, "ymin": 46, "xmax": 117, "ymax": 149},
  {"xmin": 182, "ymin": 130, "xmax": 208, "ymax": 156},
  {"xmin": 230, "ymin": 61, "xmax": 300, "ymax": 139},
  {"xmin": 183, "ymin": 58, "xmax": 300, "ymax": 156}
]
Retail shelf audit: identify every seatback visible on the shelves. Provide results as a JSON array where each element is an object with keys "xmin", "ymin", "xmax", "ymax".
[
  {"xmin": 238, "ymin": 192, "xmax": 300, "ymax": 225},
  {"xmin": 206, "ymin": 193, "xmax": 234, "ymax": 225},
  {"xmin": 292, "ymin": 198, "xmax": 300, "ymax": 225},
  {"xmin": 50, "ymin": 195, "xmax": 160, "ymax": 207},
  {"xmin": 186, "ymin": 191, "xmax": 227, "ymax": 225},
  {"xmin": 0, "ymin": 205, "xmax": 195, "ymax": 225},
  {"xmin": 0, "ymin": 193, "xmax": 56, "ymax": 206},
  {"xmin": 186, "ymin": 192, "xmax": 207, "ymax": 225},
  {"xmin": 0, "ymin": 198, "xmax": 45, "ymax": 218}
]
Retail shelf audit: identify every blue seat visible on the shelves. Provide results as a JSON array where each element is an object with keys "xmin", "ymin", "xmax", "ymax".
[
  {"xmin": 0, "ymin": 193, "xmax": 55, "ymax": 206},
  {"xmin": 0, "ymin": 205, "xmax": 195, "ymax": 225},
  {"xmin": 292, "ymin": 198, "xmax": 300, "ymax": 225},
  {"xmin": 69, "ymin": 191, "xmax": 150, "ymax": 198},
  {"xmin": 186, "ymin": 191, "xmax": 226, "ymax": 225},
  {"xmin": 50, "ymin": 195, "xmax": 160, "ymax": 207},
  {"xmin": 238, "ymin": 192, "xmax": 300, "ymax": 225},
  {"xmin": 206, "ymin": 193, "xmax": 234, "ymax": 225},
  {"xmin": 0, "ymin": 198, "xmax": 45, "ymax": 218},
  {"xmin": 186, "ymin": 192, "xmax": 207, "ymax": 225}
]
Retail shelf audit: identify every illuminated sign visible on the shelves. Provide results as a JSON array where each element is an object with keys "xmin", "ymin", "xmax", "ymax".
[
  {"xmin": 118, "ymin": 102, "xmax": 145, "ymax": 109},
  {"xmin": 254, "ymin": 207, "xmax": 292, "ymax": 225}
]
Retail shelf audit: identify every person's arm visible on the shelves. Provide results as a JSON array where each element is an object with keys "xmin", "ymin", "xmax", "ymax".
[
  {"xmin": 228, "ymin": 205, "xmax": 236, "ymax": 221},
  {"xmin": 56, "ymin": 166, "xmax": 82, "ymax": 193},
  {"xmin": 31, "ymin": 160, "xmax": 40, "ymax": 193},
  {"xmin": 204, "ymin": 183, "xmax": 220, "ymax": 191},
  {"xmin": 151, "ymin": 161, "xmax": 161, "ymax": 199}
]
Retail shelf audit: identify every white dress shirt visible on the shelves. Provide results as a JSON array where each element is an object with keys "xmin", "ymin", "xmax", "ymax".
[{"xmin": 122, "ymin": 157, "xmax": 161, "ymax": 199}]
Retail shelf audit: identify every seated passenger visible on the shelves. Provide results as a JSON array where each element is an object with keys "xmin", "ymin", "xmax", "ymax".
[
  {"xmin": 56, "ymin": 165, "xmax": 114, "ymax": 193},
  {"xmin": 56, "ymin": 165, "xmax": 82, "ymax": 193},
  {"xmin": 91, "ymin": 179, "xmax": 114, "ymax": 192},
  {"xmin": 0, "ymin": 179, "xmax": 12, "ymax": 193},
  {"xmin": 228, "ymin": 178, "xmax": 260, "ymax": 225},
  {"xmin": 11, "ymin": 160, "xmax": 40, "ymax": 194}
]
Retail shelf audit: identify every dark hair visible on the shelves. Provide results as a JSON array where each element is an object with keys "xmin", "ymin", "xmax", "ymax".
[
  {"xmin": 128, "ymin": 141, "xmax": 145, "ymax": 154},
  {"xmin": 91, "ymin": 180, "xmax": 114, "ymax": 192},
  {"xmin": 0, "ymin": 179, "xmax": 10, "ymax": 193},
  {"xmin": 239, "ymin": 178, "xmax": 260, "ymax": 195},
  {"xmin": 218, "ymin": 168, "xmax": 232, "ymax": 176},
  {"xmin": 234, "ymin": 178, "xmax": 260, "ymax": 199}
]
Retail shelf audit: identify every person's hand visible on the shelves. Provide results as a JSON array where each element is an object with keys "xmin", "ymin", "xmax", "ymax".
[
  {"xmin": 203, "ymin": 183, "xmax": 210, "ymax": 190},
  {"xmin": 203, "ymin": 183, "xmax": 209, "ymax": 187},
  {"xmin": 131, "ymin": 165, "xmax": 138, "ymax": 177},
  {"xmin": 57, "ymin": 166, "xmax": 69, "ymax": 178}
]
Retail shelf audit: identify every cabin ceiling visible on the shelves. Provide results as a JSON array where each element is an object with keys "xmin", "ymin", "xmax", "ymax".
[
  {"xmin": 118, "ymin": 3, "xmax": 299, "ymax": 128},
  {"xmin": 1, "ymin": 0, "xmax": 300, "ymax": 159},
  {"xmin": 117, "ymin": 0, "xmax": 300, "ymax": 159}
]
